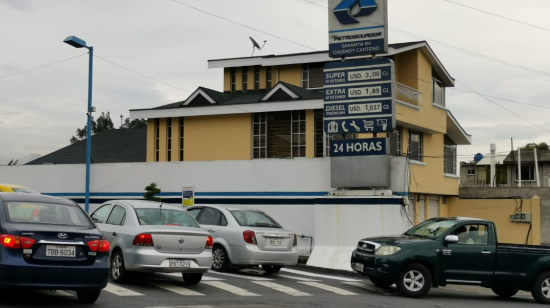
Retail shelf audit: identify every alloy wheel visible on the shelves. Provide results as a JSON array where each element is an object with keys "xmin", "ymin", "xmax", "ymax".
[
  {"xmin": 112, "ymin": 255, "xmax": 122, "ymax": 279},
  {"xmin": 542, "ymin": 279, "xmax": 550, "ymax": 298},
  {"xmin": 212, "ymin": 248, "xmax": 225, "ymax": 269},
  {"xmin": 403, "ymin": 270, "xmax": 424, "ymax": 292}
]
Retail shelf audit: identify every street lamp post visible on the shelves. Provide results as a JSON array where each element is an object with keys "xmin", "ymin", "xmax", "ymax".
[{"xmin": 64, "ymin": 36, "xmax": 93, "ymax": 213}]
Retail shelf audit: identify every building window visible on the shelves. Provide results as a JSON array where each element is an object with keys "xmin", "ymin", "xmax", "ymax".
[
  {"xmin": 155, "ymin": 119, "xmax": 160, "ymax": 162},
  {"xmin": 517, "ymin": 165, "xmax": 535, "ymax": 181},
  {"xmin": 302, "ymin": 65, "xmax": 309, "ymax": 88},
  {"xmin": 266, "ymin": 67, "xmax": 272, "ymax": 89},
  {"xmin": 408, "ymin": 131, "xmax": 423, "ymax": 161},
  {"xmin": 302, "ymin": 63, "xmax": 324, "ymax": 89},
  {"xmin": 242, "ymin": 67, "xmax": 248, "ymax": 92},
  {"xmin": 444, "ymin": 145, "xmax": 457, "ymax": 175},
  {"xmin": 179, "ymin": 117, "xmax": 184, "ymax": 161},
  {"xmin": 433, "ymin": 78, "xmax": 445, "ymax": 107},
  {"xmin": 252, "ymin": 111, "xmax": 306, "ymax": 159},
  {"xmin": 292, "ymin": 110, "xmax": 306, "ymax": 157},
  {"xmin": 230, "ymin": 68, "xmax": 236, "ymax": 92},
  {"xmin": 167, "ymin": 118, "xmax": 172, "ymax": 161},
  {"xmin": 388, "ymin": 127, "xmax": 402, "ymax": 156},
  {"xmin": 253, "ymin": 113, "xmax": 267, "ymax": 159},
  {"xmin": 467, "ymin": 168, "xmax": 475, "ymax": 175},
  {"xmin": 254, "ymin": 66, "xmax": 260, "ymax": 91}
]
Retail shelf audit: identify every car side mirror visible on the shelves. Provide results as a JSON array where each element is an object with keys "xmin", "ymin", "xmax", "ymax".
[{"xmin": 445, "ymin": 235, "xmax": 458, "ymax": 243}]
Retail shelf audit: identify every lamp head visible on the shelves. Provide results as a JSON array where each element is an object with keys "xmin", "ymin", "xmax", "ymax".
[{"xmin": 63, "ymin": 36, "xmax": 88, "ymax": 48}]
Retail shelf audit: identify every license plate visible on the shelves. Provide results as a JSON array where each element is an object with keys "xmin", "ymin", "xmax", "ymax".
[
  {"xmin": 169, "ymin": 260, "xmax": 191, "ymax": 268},
  {"xmin": 269, "ymin": 238, "xmax": 282, "ymax": 246},
  {"xmin": 46, "ymin": 245, "xmax": 76, "ymax": 258},
  {"xmin": 355, "ymin": 262, "xmax": 364, "ymax": 272}
]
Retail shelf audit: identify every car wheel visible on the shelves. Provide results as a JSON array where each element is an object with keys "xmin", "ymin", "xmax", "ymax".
[
  {"xmin": 111, "ymin": 250, "xmax": 129, "ymax": 283},
  {"xmin": 182, "ymin": 273, "xmax": 203, "ymax": 285},
  {"xmin": 396, "ymin": 263, "xmax": 432, "ymax": 298},
  {"xmin": 369, "ymin": 275, "xmax": 394, "ymax": 289},
  {"xmin": 492, "ymin": 287, "xmax": 519, "ymax": 298},
  {"xmin": 531, "ymin": 271, "xmax": 550, "ymax": 304},
  {"xmin": 76, "ymin": 289, "xmax": 101, "ymax": 303},
  {"xmin": 261, "ymin": 265, "xmax": 282, "ymax": 274},
  {"xmin": 212, "ymin": 245, "xmax": 229, "ymax": 272}
]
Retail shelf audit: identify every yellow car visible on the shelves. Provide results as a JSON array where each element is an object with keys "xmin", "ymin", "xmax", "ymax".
[{"xmin": 0, "ymin": 184, "xmax": 41, "ymax": 194}]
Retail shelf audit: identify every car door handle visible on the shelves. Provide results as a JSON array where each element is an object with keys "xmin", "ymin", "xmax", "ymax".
[
  {"xmin": 112, "ymin": 232, "xmax": 117, "ymax": 236},
  {"xmin": 207, "ymin": 229, "xmax": 215, "ymax": 232},
  {"xmin": 481, "ymin": 251, "xmax": 492, "ymax": 254}
]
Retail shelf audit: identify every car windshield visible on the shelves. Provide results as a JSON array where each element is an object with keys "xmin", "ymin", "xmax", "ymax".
[
  {"xmin": 5, "ymin": 201, "xmax": 93, "ymax": 227},
  {"xmin": 12, "ymin": 188, "xmax": 40, "ymax": 194},
  {"xmin": 403, "ymin": 219, "xmax": 458, "ymax": 240},
  {"xmin": 230, "ymin": 210, "xmax": 281, "ymax": 228},
  {"xmin": 136, "ymin": 208, "xmax": 200, "ymax": 228}
]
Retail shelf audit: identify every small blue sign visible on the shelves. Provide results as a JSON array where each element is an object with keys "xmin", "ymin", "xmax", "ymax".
[
  {"xmin": 329, "ymin": 38, "xmax": 386, "ymax": 58},
  {"xmin": 330, "ymin": 138, "xmax": 388, "ymax": 157},
  {"xmin": 324, "ymin": 100, "xmax": 392, "ymax": 118},
  {"xmin": 325, "ymin": 63, "xmax": 392, "ymax": 86},
  {"xmin": 324, "ymin": 83, "xmax": 392, "ymax": 102},
  {"xmin": 324, "ymin": 117, "xmax": 392, "ymax": 134}
]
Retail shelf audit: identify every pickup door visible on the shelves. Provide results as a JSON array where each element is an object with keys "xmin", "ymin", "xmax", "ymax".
[{"xmin": 440, "ymin": 222, "xmax": 496, "ymax": 285}]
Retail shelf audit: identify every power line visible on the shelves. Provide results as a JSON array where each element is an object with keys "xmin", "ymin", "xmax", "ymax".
[
  {"xmin": 0, "ymin": 54, "xmax": 87, "ymax": 80},
  {"xmin": 93, "ymin": 55, "xmax": 191, "ymax": 93},
  {"xmin": 451, "ymin": 88, "xmax": 550, "ymax": 109},
  {"xmin": 439, "ymin": 0, "xmax": 550, "ymax": 33},
  {"xmin": 167, "ymin": 0, "xmax": 318, "ymax": 51},
  {"xmin": 457, "ymin": 80, "xmax": 550, "ymax": 134}
]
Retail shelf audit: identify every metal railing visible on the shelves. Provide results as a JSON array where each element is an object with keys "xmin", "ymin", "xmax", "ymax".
[{"xmin": 396, "ymin": 83, "xmax": 423, "ymax": 107}]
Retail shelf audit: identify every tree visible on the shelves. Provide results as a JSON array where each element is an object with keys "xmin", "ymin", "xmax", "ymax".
[
  {"xmin": 70, "ymin": 112, "xmax": 115, "ymax": 144},
  {"xmin": 143, "ymin": 182, "xmax": 162, "ymax": 202},
  {"xmin": 521, "ymin": 142, "xmax": 549, "ymax": 151},
  {"xmin": 121, "ymin": 118, "xmax": 147, "ymax": 129}
]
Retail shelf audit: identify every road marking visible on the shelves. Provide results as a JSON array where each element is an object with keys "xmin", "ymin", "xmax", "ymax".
[
  {"xmin": 104, "ymin": 283, "xmax": 144, "ymax": 296},
  {"xmin": 202, "ymin": 281, "xmax": 261, "ymax": 296},
  {"xmin": 207, "ymin": 271, "xmax": 273, "ymax": 281},
  {"xmin": 37, "ymin": 290, "xmax": 73, "ymax": 297},
  {"xmin": 161, "ymin": 273, "xmax": 224, "ymax": 281},
  {"xmin": 272, "ymin": 273, "xmax": 321, "ymax": 282},
  {"xmin": 299, "ymin": 282, "xmax": 358, "ymax": 295},
  {"xmin": 343, "ymin": 281, "xmax": 393, "ymax": 295},
  {"xmin": 150, "ymin": 281, "xmax": 204, "ymax": 296},
  {"xmin": 281, "ymin": 268, "xmax": 361, "ymax": 282},
  {"xmin": 253, "ymin": 281, "xmax": 311, "ymax": 296}
]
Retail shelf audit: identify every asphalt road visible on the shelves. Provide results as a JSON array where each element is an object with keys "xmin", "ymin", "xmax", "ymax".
[{"xmin": 0, "ymin": 266, "xmax": 541, "ymax": 308}]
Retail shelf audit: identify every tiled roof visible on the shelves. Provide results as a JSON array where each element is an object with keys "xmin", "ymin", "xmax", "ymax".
[
  {"xmin": 503, "ymin": 150, "xmax": 550, "ymax": 163},
  {"xmin": 26, "ymin": 128, "xmax": 146, "ymax": 165}
]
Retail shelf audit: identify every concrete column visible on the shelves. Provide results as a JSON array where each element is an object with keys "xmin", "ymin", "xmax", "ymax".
[
  {"xmin": 490, "ymin": 144, "xmax": 496, "ymax": 187},
  {"xmin": 532, "ymin": 195, "xmax": 541, "ymax": 245},
  {"xmin": 424, "ymin": 194, "xmax": 429, "ymax": 220},
  {"xmin": 414, "ymin": 194, "xmax": 420, "ymax": 225},
  {"xmin": 518, "ymin": 148, "xmax": 522, "ymax": 187}
]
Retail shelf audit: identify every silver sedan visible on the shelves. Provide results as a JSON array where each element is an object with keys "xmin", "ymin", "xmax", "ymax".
[
  {"xmin": 91, "ymin": 200, "xmax": 213, "ymax": 284},
  {"xmin": 187, "ymin": 204, "xmax": 298, "ymax": 274}
]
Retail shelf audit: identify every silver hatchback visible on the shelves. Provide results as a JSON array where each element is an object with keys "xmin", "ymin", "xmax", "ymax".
[
  {"xmin": 91, "ymin": 200, "xmax": 213, "ymax": 284},
  {"xmin": 187, "ymin": 205, "xmax": 298, "ymax": 274}
]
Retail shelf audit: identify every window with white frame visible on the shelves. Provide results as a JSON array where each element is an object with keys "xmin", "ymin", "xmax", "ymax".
[
  {"xmin": 252, "ymin": 111, "xmax": 306, "ymax": 159},
  {"xmin": 517, "ymin": 165, "xmax": 536, "ymax": 181},
  {"xmin": 253, "ymin": 113, "xmax": 267, "ymax": 159},
  {"xmin": 444, "ymin": 145, "xmax": 457, "ymax": 175},
  {"xmin": 155, "ymin": 119, "xmax": 160, "ymax": 162},
  {"xmin": 230, "ymin": 68, "xmax": 236, "ymax": 92},
  {"xmin": 179, "ymin": 117, "xmax": 184, "ymax": 161},
  {"xmin": 302, "ymin": 63, "xmax": 324, "ymax": 89},
  {"xmin": 388, "ymin": 127, "xmax": 402, "ymax": 156},
  {"xmin": 433, "ymin": 78, "xmax": 445, "ymax": 107},
  {"xmin": 292, "ymin": 110, "xmax": 306, "ymax": 157},
  {"xmin": 408, "ymin": 131, "xmax": 423, "ymax": 161},
  {"xmin": 467, "ymin": 168, "xmax": 475, "ymax": 175},
  {"xmin": 242, "ymin": 68, "xmax": 248, "ymax": 92},
  {"xmin": 167, "ymin": 118, "xmax": 172, "ymax": 161},
  {"xmin": 301, "ymin": 65, "xmax": 309, "ymax": 88},
  {"xmin": 266, "ymin": 67, "xmax": 272, "ymax": 89},
  {"xmin": 254, "ymin": 66, "xmax": 260, "ymax": 91}
]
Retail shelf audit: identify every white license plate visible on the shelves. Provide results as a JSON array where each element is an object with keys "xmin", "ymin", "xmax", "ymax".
[
  {"xmin": 269, "ymin": 238, "xmax": 282, "ymax": 246},
  {"xmin": 169, "ymin": 260, "xmax": 191, "ymax": 268},
  {"xmin": 355, "ymin": 263, "xmax": 365, "ymax": 272},
  {"xmin": 46, "ymin": 245, "xmax": 76, "ymax": 258}
]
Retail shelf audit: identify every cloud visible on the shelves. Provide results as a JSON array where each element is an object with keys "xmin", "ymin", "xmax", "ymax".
[{"xmin": 0, "ymin": 0, "xmax": 32, "ymax": 12}]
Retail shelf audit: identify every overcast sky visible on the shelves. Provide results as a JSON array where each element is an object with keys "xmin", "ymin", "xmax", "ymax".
[{"xmin": 1, "ymin": 0, "xmax": 549, "ymax": 165}]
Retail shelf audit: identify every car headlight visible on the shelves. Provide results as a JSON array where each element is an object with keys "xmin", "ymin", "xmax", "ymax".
[{"xmin": 374, "ymin": 246, "xmax": 401, "ymax": 255}]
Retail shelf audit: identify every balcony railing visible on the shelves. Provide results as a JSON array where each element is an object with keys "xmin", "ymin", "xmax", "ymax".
[{"xmin": 396, "ymin": 83, "xmax": 423, "ymax": 107}]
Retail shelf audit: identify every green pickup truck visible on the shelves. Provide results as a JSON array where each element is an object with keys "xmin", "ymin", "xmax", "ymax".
[{"xmin": 351, "ymin": 217, "xmax": 550, "ymax": 304}]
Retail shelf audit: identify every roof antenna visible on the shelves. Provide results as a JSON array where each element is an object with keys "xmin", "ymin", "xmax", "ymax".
[
  {"xmin": 250, "ymin": 36, "xmax": 267, "ymax": 57},
  {"xmin": 159, "ymin": 202, "xmax": 163, "ymax": 217}
]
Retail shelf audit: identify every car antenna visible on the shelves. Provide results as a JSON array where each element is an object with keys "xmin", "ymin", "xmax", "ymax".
[{"xmin": 159, "ymin": 202, "xmax": 163, "ymax": 216}]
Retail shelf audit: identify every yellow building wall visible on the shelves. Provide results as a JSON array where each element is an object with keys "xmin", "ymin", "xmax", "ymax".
[
  {"xmin": 260, "ymin": 67, "xmax": 267, "ymax": 90},
  {"xmin": 184, "ymin": 114, "xmax": 252, "ymax": 161},
  {"xmin": 223, "ymin": 68, "xmax": 231, "ymax": 92},
  {"xmin": 447, "ymin": 196, "xmax": 541, "ymax": 245},
  {"xmin": 170, "ymin": 117, "xmax": 180, "ymax": 162},
  {"xmin": 146, "ymin": 120, "xmax": 155, "ymax": 162},
  {"xmin": 278, "ymin": 65, "xmax": 302, "ymax": 87},
  {"xmin": 247, "ymin": 67, "xmax": 255, "ymax": 91},
  {"xmin": 306, "ymin": 110, "xmax": 314, "ymax": 158},
  {"xmin": 235, "ymin": 67, "xmax": 243, "ymax": 91},
  {"xmin": 158, "ymin": 119, "xmax": 168, "ymax": 162}
]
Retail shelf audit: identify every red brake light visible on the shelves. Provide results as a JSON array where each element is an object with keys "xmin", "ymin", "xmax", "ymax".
[
  {"xmin": 98, "ymin": 240, "xmax": 110, "ymax": 252},
  {"xmin": 293, "ymin": 234, "xmax": 297, "ymax": 246},
  {"xmin": 243, "ymin": 230, "xmax": 257, "ymax": 245},
  {"xmin": 88, "ymin": 240, "xmax": 100, "ymax": 252},
  {"xmin": 0, "ymin": 235, "xmax": 21, "ymax": 249},
  {"xmin": 205, "ymin": 236, "xmax": 213, "ymax": 249},
  {"xmin": 20, "ymin": 237, "xmax": 35, "ymax": 249},
  {"xmin": 133, "ymin": 233, "xmax": 154, "ymax": 246}
]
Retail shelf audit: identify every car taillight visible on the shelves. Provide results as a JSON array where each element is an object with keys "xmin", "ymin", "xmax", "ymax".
[
  {"xmin": 88, "ymin": 240, "xmax": 110, "ymax": 252},
  {"xmin": 243, "ymin": 230, "xmax": 257, "ymax": 245},
  {"xmin": 293, "ymin": 234, "xmax": 297, "ymax": 246},
  {"xmin": 20, "ymin": 237, "xmax": 35, "ymax": 249},
  {"xmin": 0, "ymin": 235, "xmax": 21, "ymax": 249},
  {"xmin": 205, "ymin": 236, "xmax": 213, "ymax": 249},
  {"xmin": 133, "ymin": 233, "xmax": 153, "ymax": 246}
]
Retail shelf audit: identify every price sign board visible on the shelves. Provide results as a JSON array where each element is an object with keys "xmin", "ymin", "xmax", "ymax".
[{"xmin": 323, "ymin": 58, "xmax": 395, "ymax": 134}]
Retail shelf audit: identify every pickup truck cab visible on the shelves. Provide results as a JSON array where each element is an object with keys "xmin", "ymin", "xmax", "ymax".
[{"xmin": 351, "ymin": 217, "xmax": 550, "ymax": 304}]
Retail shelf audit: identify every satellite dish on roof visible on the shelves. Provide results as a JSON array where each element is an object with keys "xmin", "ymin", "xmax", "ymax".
[
  {"xmin": 249, "ymin": 36, "xmax": 267, "ymax": 57},
  {"xmin": 474, "ymin": 153, "xmax": 484, "ymax": 163}
]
